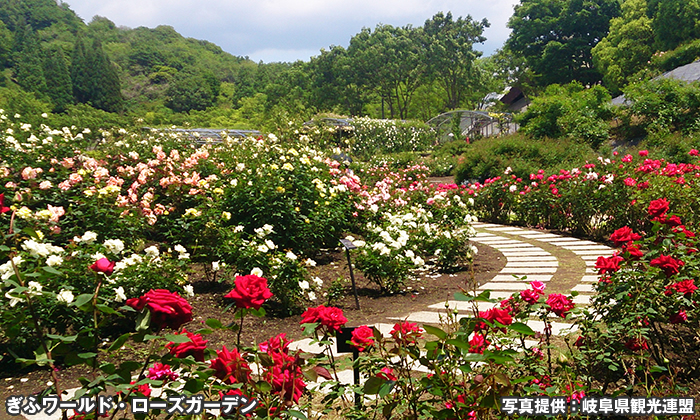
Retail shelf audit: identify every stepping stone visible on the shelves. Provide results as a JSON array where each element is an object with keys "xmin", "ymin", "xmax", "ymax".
[
  {"xmin": 506, "ymin": 261, "xmax": 558, "ymax": 267},
  {"xmin": 492, "ymin": 274, "xmax": 553, "ymax": 282},
  {"xmin": 580, "ymin": 255, "xmax": 604, "ymax": 260},
  {"xmin": 581, "ymin": 275, "xmax": 599, "ymax": 283},
  {"xmin": 428, "ymin": 300, "xmax": 498, "ymax": 312},
  {"xmin": 572, "ymin": 284, "xmax": 594, "ymax": 293},
  {"xmin": 474, "ymin": 232, "xmax": 498, "ymax": 237},
  {"xmin": 465, "ymin": 290, "xmax": 515, "ymax": 300},
  {"xmin": 478, "ymin": 282, "xmax": 529, "ymax": 290},
  {"xmin": 474, "ymin": 223, "xmax": 500, "ymax": 228},
  {"xmin": 525, "ymin": 320, "xmax": 578, "ymax": 336},
  {"xmin": 560, "ymin": 245, "xmax": 614, "ymax": 251},
  {"xmin": 568, "ymin": 249, "xmax": 615, "ymax": 255},
  {"xmin": 485, "ymin": 226, "xmax": 526, "ymax": 232},
  {"xmin": 490, "ymin": 243, "xmax": 540, "ymax": 249},
  {"xmin": 506, "ymin": 256, "xmax": 557, "ymax": 262},
  {"xmin": 499, "ymin": 251, "xmax": 551, "ymax": 257},
  {"xmin": 391, "ymin": 311, "xmax": 460, "ymax": 324},
  {"xmin": 538, "ymin": 239, "xmax": 599, "ymax": 245},
  {"xmin": 572, "ymin": 295, "xmax": 592, "ymax": 305},
  {"xmin": 471, "ymin": 239, "xmax": 522, "ymax": 245},
  {"xmin": 289, "ymin": 337, "xmax": 342, "ymax": 357},
  {"xmin": 500, "ymin": 267, "xmax": 557, "ymax": 274},
  {"xmin": 518, "ymin": 233, "xmax": 563, "ymax": 239}
]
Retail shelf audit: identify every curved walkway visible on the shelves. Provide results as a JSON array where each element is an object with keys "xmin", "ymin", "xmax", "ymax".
[{"xmin": 387, "ymin": 222, "xmax": 615, "ymax": 336}]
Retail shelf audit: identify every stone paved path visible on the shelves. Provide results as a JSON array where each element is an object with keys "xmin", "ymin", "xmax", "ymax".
[{"xmin": 23, "ymin": 223, "xmax": 615, "ymax": 419}]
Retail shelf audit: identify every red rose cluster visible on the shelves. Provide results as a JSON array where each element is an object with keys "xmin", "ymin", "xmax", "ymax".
[
  {"xmin": 225, "ymin": 274, "xmax": 273, "ymax": 310},
  {"xmin": 520, "ymin": 280, "xmax": 546, "ymax": 304},
  {"xmin": 259, "ymin": 333, "xmax": 306, "ymax": 404},
  {"xmin": 126, "ymin": 289, "xmax": 193, "ymax": 330},
  {"xmin": 650, "ymin": 254, "xmax": 685, "ymax": 277},
  {"xmin": 476, "ymin": 307, "xmax": 512, "ymax": 331},
  {"xmin": 210, "ymin": 345, "xmax": 252, "ymax": 384},
  {"xmin": 300, "ymin": 305, "xmax": 347, "ymax": 334},
  {"xmin": 595, "ymin": 254, "xmax": 624, "ymax": 275},
  {"xmin": 389, "ymin": 321, "xmax": 423, "ymax": 345}
]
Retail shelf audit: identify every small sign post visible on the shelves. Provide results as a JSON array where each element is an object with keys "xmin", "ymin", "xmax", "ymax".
[
  {"xmin": 336, "ymin": 326, "xmax": 362, "ymax": 408},
  {"xmin": 339, "ymin": 238, "xmax": 360, "ymax": 310}
]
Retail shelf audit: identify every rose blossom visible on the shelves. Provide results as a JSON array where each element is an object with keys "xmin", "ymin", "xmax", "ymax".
[
  {"xmin": 90, "ymin": 257, "xmax": 116, "ymax": 276},
  {"xmin": 390, "ymin": 321, "xmax": 423, "ymax": 344},
  {"xmin": 147, "ymin": 362, "xmax": 178, "ymax": 382},
  {"xmin": 377, "ymin": 367, "xmax": 397, "ymax": 381},
  {"xmin": 669, "ymin": 310, "xmax": 688, "ymax": 324},
  {"xmin": 647, "ymin": 198, "xmax": 669, "ymax": 218},
  {"xmin": 350, "ymin": 325, "xmax": 375, "ymax": 351},
  {"xmin": 210, "ymin": 345, "xmax": 252, "ymax": 384},
  {"xmin": 300, "ymin": 305, "xmax": 347, "ymax": 334},
  {"xmin": 665, "ymin": 279, "xmax": 697, "ymax": 297},
  {"xmin": 259, "ymin": 333, "xmax": 292, "ymax": 354},
  {"xmin": 166, "ymin": 329, "xmax": 208, "ymax": 361},
  {"xmin": 468, "ymin": 333, "xmax": 489, "ymax": 354},
  {"xmin": 126, "ymin": 289, "xmax": 193, "ymax": 330},
  {"xmin": 649, "ymin": 254, "xmax": 684, "ymax": 277},
  {"xmin": 546, "ymin": 293, "xmax": 575, "ymax": 318},
  {"xmin": 609, "ymin": 226, "xmax": 641, "ymax": 246},
  {"xmin": 224, "ymin": 274, "xmax": 273, "ymax": 310},
  {"xmin": 595, "ymin": 255, "xmax": 624, "ymax": 275}
]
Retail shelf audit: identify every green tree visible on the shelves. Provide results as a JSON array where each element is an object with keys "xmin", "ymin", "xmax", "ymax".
[
  {"xmin": 42, "ymin": 45, "xmax": 73, "ymax": 112},
  {"xmin": 647, "ymin": 0, "xmax": 700, "ymax": 51},
  {"xmin": 13, "ymin": 24, "xmax": 47, "ymax": 98},
  {"xmin": 70, "ymin": 35, "xmax": 90, "ymax": 103},
  {"xmin": 0, "ymin": 20, "xmax": 13, "ymax": 68},
  {"xmin": 347, "ymin": 24, "xmax": 426, "ymax": 119},
  {"xmin": 592, "ymin": 0, "xmax": 655, "ymax": 94},
  {"xmin": 422, "ymin": 12, "xmax": 489, "ymax": 110},
  {"xmin": 164, "ymin": 71, "xmax": 217, "ymax": 112},
  {"xmin": 507, "ymin": 0, "xmax": 620, "ymax": 86}
]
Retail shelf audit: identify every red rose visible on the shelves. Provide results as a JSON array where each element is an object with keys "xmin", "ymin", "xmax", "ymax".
[
  {"xmin": 666, "ymin": 279, "xmax": 697, "ymax": 297},
  {"xmin": 300, "ymin": 305, "xmax": 347, "ymax": 334},
  {"xmin": 623, "ymin": 243, "xmax": 644, "ymax": 260},
  {"xmin": 259, "ymin": 333, "xmax": 292, "ymax": 354},
  {"xmin": 126, "ymin": 289, "xmax": 193, "ymax": 330},
  {"xmin": 90, "ymin": 257, "xmax": 115, "ymax": 276},
  {"xmin": 166, "ymin": 329, "xmax": 208, "ymax": 361},
  {"xmin": 648, "ymin": 198, "xmax": 669, "ymax": 218},
  {"xmin": 225, "ymin": 274, "xmax": 273, "ymax": 310},
  {"xmin": 650, "ymin": 254, "xmax": 684, "ymax": 277},
  {"xmin": 377, "ymin": 367, "xmax": 397, "ymax": 381},
  {"xmin": 210, "ymin": 345, "xmax": 252, "ymax": 384},
  {"xmin": 624, "ymin": 337, "xmax": 648, "ymax": 351},
  {"xmin": 390, "ymin": 321, "xmax": 423, "ymax": 344},
  {"xmin": 669, "ymin": 310, "xmax": 688, "ymax": 324},
  {"xmin": 0, "ymin": 193, "xmax": 11, "ymax": 214},
  {"xmin": 609, "ymin": 226, "xmax": 641, "ymax": 246},
  {"xmin": 546, "ymin": 293, "xmax": 575, "ymax": 318},
  {"xmin": 574, "ymin": 336, "xmax": 585, "ymax": 348},
  {"xmin": 350, "ymin": 325, "xmax": 375, "ymax": 352},
  {"xmin": 638, "ymin": 150, "xmax": 648, "ymax": 157},
  {"xmin": 530, "ymin": 280, "xmax": 546, "ymax": 294},
  {"xmin": 595, "ymin": 255, "xmax": 624, "ymax": 275},
  {"xmin": 520, "ymin": 289, "xmax": 541, "ymax": 305},
  {"xmin": 147, "ymin": 362, "xmax": 178, "ymax": 382},
  {"xmin": 263, "ymin": 351, "xmax": 306, "ymax": 403},
  {"xmin": 479, "ymin": 307, "xmax": 513, "ymax": 328},
  {"xmin": 468, "ymin": 333, "xmax": 489, "ymax": 354}
]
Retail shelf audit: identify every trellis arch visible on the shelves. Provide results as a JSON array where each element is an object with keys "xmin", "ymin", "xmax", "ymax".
[{"xmin": 426, "ymin": 110, "xmax": 517, "ymax": 143}]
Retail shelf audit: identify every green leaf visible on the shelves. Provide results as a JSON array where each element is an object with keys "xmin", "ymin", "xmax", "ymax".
[
  {"xmin": 287, "ymin": 410, "xmax": 308, "ymax": 420},
  {"xmin": 205, "ymin": 318, "xmax": 223, "ymax": 329},
  {"xmin": 164, "ymin": 334, "xmax": 191, "ymax": 343},
  {"xmin": 509, "ymin": 322, "xmax": 535, "ymax": 336},
  {"xmin": 462, "ymin": 353, "xmax": 488, "ymax": 362},
  {"xmin": 423, "ymin": 325, "xmax": 446, "ymax": 339},
  {"xmin": 42, "ymin": 266, "xmax": 62, "ymax": 276},
  {"xmin": 136, "ymin": 310, "xmax": 151, "ymax": 332},
  {"xmin": 363, "ymin": 376, "xmax": 383, "ymax": 394},
  {"xmin": 46, "ymin": 333, "xmax": 77, "ymax": 343},
  {"xmin": 77, "ymin": 352, "xmax": 97, "ymax": 360},
  {"xmin": 73, "ymin": 294, "xmax": 93, "ymax": 309},
  {"xmin": 378, "ymin": 381, "xmax": 395, "ymax": 398},
  {"xmin": 445, "ymin": 338, "xmax": 470, "ymax": 351},
  {"xmin": 95, "ymin": 304, "xmax": 118, "ymax": 315}
]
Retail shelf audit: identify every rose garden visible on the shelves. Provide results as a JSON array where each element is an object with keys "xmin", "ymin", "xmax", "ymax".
[{"xmin": 0, "ymin": 109, "xmax": 698, "ymax": 419}]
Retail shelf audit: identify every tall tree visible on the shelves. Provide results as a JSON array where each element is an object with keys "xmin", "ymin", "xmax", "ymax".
[
  {"xmin": 647, "ymin": 0, "xmax": 700, "ymax": 51},
  {"xmin": 13, "ymin": 24, "xmax": 47, "ymax": 98},
  {"xmin": 422, "ymin": 12, "xmax": 489, "ymax": 110},
  {"xmin": 592, "ymin": 0, "xmax": 655, "ymax": 94},
  {"xmin": 70, "ymin": 35, "xmax": 90, "ymax": 103},
  {"xmin": 507, "ymin": 0, "xmax": 620, "ymax": 86},
  {"xmin": 43, "ymin": 45, "xmax": 73, "ymax": 112}
]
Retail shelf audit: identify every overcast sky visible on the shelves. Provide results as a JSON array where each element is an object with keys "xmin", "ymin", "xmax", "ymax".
[{"xmin": 62, "ymin": 0, "xmax": 520, "ymax": 63}]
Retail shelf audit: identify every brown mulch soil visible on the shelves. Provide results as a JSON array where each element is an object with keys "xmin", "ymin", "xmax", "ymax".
[{"xmin": 0, "ymin": 244, "xmax": 504, "ymax": 415}]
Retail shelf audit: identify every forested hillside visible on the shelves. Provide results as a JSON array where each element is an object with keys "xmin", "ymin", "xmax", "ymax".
[{"xmin": 3, "ymin": 0, "xmax": 700, "ymax": 132}]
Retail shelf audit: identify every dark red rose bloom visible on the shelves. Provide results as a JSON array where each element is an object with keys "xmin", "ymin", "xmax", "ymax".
[
  {"xmin": 147, "ymin": 362, "xmax": 178, "ymax": 382},
  {"xmin": 574, "ymin": 336, "xmax": 585, "ymax": 348},
  {"xmin": 650, "ymin": 254, "xmax": 684, "ymax": 277},
  {"xmin": 669, "ymin": 310, "xmax": 688, "ymax": 324},
  {"xmin": 225, "ymin": 274, "xmax": 273, "ymax": 310},
  {"xmin": 520, "ymin": 289, "xmax": 541, "ymax": 305},
  {"xmin": 210, "ymin": 345, "xmax": 252, "ymax": 384},
  {"xmin": 648, "ymin": 198, "xmax": 670, "ymax": 218},
  {"xmin": 350, "ymin": 325, "xmax": 375, "ymax": 352},
  {"xmin": 166, "ymin": 329, "xmax": 208, "ymax": 361},
  {"xmin": 90, "ymin": 257, "xmax": 116, "ymax": 276},
  {"xmin": 262, "ymin": 351, "xmax": 306, "ymax": 403},
  {"xmin": 126, "ymin": 289, "xmax": 193, "ymax": 330},
  {"xmin": 595, "ymin": 255, "xmax": 624, "ymax": 275},
  {"xmin": 625, "ymin": 337, "xmax": 649, "ymax": 351},
  {"xmin": 479, "ymin": 307, "xmax": 513, "ymax": 328},
  {"xmin": 665, "ymin": 279, "xmax": 697, "ymax": 297},
  {"xmin": 0, "ymin": 193, "xmax": 11, "ymax": 214},
  {"xmin": 546, "ymin": 293, "xmax": 575, "ymax": 318},
  {"xmin": 623, "ymin": 243, "xmax": 644, "ymax": 260},
  {"xmin": 299, "ymin": 305, "xmax": 347, "ymax": 334},
  {"xmin": 468, "ymin": 333, "xmax": 489, "ymax": 354},
  {"xmin": 609, "ymin": 226, "xmax": 642, "ymax": 246},
  {"xmin": 259, "ymin": 333, "xmax": 292, "ymax": 354},
  {"xmin": 390, "ymin": 321, "xmax": 424, "ymax": 344}
]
